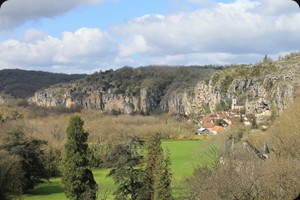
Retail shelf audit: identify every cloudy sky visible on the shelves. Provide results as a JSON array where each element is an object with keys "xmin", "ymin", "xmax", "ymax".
[{"xmin": 0, "ymin": 0, "xmax": 299, "ymax": 74}]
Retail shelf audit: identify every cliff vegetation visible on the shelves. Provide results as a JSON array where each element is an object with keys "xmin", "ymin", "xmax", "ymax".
[
  {"xmin": 0, "ymin": 69, "xmax": 85, "ymax": 98},
  {"xmin": 27, "ymin": 52, "xmax": 300, "ymax": 118}
]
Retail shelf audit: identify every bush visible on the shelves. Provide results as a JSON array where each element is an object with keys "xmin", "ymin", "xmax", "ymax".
[
  {"xmin": 0, "ymin": 150, "xmax": 23, "ymax": 199},
  {"xmin": 2, "ymin": 128, "xmax": 48, "ymax": 191}
]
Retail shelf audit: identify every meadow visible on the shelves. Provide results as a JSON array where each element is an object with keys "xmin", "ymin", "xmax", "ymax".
[{"xmin": 23, "ymin": 139, "xmax": 212, "ymax": 200}]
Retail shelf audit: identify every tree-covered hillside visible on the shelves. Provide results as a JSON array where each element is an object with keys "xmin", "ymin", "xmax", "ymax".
[
  {"xmin": 28, "ymin": 65, "xmax": 220, "ymax": 114},
  {"xmin": 0, "ymin": 69, "xmax": 86, "ymax": 98},
  {"xmin": 75, "ymin": 65, "xmax": 219, "ymax": 98}
]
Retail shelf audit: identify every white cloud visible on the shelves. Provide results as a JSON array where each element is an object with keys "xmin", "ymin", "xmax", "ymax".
[
  {"xmin": 0, "ymin": 28, "xmax": 118, "ymax": 73},
  {"xmin": 0, "ymin": 0, "xmax": 104, "ymax": 29},
  {"xmin": 112, "ymin": 0, "xmax": 300, "ymax": 65},
  {"xmin": 1, "ymin": 0, "xmax": 300, "ymax": 73},
  {"xmin": 58, "ymin": 28, "xmax": 117, "ymax": 62}
]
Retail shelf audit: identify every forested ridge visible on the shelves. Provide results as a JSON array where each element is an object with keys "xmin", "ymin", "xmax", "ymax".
[
  {"xmin": 0, "ymin": 66, "xmax": 220, "ymax": 100},
  {"xmin": 0, "ymin": 69, "xmax": 86, "ymax": 98}
]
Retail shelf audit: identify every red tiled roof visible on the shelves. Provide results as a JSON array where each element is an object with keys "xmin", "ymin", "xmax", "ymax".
[{"xmin": 213, "ymin": 125, "xmax": 224, "ymax": 133}]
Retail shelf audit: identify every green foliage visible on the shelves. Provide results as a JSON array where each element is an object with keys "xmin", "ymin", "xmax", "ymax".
[
  {"xmin": 111, "ymin": 109, "xmax": 121, "ymax": 117},
  {"xmin": 55, "ymin": 66, "xmax": 217, "ymax": 110},
  {"xmin": 153, "ymin": 149, "xmax": 173, "ymax": 200},
  {"xmin": 44, "ymin": 147, "xmax": 62, "ymax": 177},
  {"xmin": 220, "ymin": 75, "xmax": 234, "ymax": 94},
  {"xmin": 0, "ymin": 69, "xmax": 85, "ymax": 98},
  {"xmin": 62, "ymin": 116, "xmax": 98, "ymax": 200},
  {"xmin": 144, "ymin": 133, "xmax": 162, "ymax": 199},
  {"xmin": 202, "ymin": 103, "xmax": 211, "ymax": 115},
  {"xmin": 211, "ymin": 73, "xmax": 220, "ymax": 85},
  {"xmin": 87, "ymin": 143, "xmax": 105, "ymax": 168},
  {"xmin": 251, "ymin": 116, "xmax": 258, "ymax": 129},
  {"xmin": 228, "ymin": 128, "xmax": 246, "ymax": 142},
  {"xmin": 0, "ymin": 110, "xmax": 24, "ymax": 123},
  {"xmin": 144, "ymin": 133, "xmax": 173, "ymax": 200},
  {"xmin": 22, "ymin": 140, "xmax": 208, "ymax": 200},
  {"xmin": 215, "ymin": 102, "xmax": 224, "ymax": 112},
  {"xmin": 215, "ymin": 99, "xmax": 231, "ymax": 112},
  {"xmin": 2, "ymin": 128, "xmax": 48, "ymax": 191},
  {"xmin": 0, "ymin": 150, "xmax": 23, "ymax": 200},
  {"xmin": 226, "ymin": 98, "xmax": 232, "ymax": 110},
  {"xmin": 107, "ymin": 137, "xmax": 144, "ymax": 200}
]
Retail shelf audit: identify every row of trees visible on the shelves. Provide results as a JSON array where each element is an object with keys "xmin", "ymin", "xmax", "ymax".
[
  {"xmin": 63, "ymin": 116, "xmax": 173, "ymax": 200},
  {"xmin": 0, "ymin": 115, "xmax": 173, "ymax": 200},
  {"xmin": 106, "ymin": 133, "xmax": 172, "ymax": 200}
]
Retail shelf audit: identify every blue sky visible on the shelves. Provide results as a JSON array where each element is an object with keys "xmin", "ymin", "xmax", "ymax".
[
  {"xmin": 27, "ymin": 0, "xmax": 171, "ymax": 37},
  {"xmin": 0, "ymin": 0, "xmax": 299, "ymax": 74}
]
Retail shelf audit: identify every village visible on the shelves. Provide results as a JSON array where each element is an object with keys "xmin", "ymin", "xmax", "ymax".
[{"xmin": 195, "ymin": 97, "xmax": 272, "ymax": 135}]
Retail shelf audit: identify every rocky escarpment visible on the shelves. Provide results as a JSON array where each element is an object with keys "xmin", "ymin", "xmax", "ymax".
[
  {"xmin": 29, "ymin": 56, "xmax": 300, "ymax": 116},
  {"xmin": 29, "ymin": 86, "xmax": 159, "ymax": 114},
  {"xmin": 29, "ymin": 66, "xmax": 216, "ymax": 114},
  {"xmin": 164, "ymin": 60, "xmax": 299, "ymax": 116}
]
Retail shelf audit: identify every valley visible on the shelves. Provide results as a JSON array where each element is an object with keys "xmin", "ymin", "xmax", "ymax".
[{"xmin": 0, "ymin": 53, "xmax": 300, "ymax": 200}]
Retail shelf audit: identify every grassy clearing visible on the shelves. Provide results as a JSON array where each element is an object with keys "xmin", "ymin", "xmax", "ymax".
[
  {"xmin": 24, "ymin": 169, "xmax": 115, "ymax": 200},
  {"xmin": 162, "ymin": 139, "xmax": 208, "ymax": 179},
  {"xmin": 22, "ymin": 139, "xmax": 211, "ymax": 200}
]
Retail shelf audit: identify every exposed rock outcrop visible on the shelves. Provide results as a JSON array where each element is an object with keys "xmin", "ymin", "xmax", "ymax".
[
  {"xmin": 29, "ymin": 86, "xmax": 159, "ymax": 114},
  {"xmin": 29, "ymin": 57, "xmax": 300, "ymax": 116},
  {"xmin": 164, "ymin": 62, "xmax": 299, "ymax": 116}
]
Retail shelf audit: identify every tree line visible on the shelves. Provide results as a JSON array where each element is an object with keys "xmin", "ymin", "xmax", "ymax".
[{"xmin": 0, "ymin": 115, "xmax": 173, "ymax": 200}]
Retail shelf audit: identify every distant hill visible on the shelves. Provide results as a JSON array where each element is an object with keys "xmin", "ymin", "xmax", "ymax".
[
  {"xmin": 0, "ymin": 69, "xmax": 86, "ymax": 98},
  {"xmin": 29, "ymin": 65, "xmax": 220, "ymax": 114},
  {"xmin": 29, "ymin": 52, "xmax": 300, "ymax": 116}
]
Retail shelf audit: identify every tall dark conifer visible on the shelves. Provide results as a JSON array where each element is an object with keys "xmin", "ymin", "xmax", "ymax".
[
  {"xmin": 62, "ymin": 115, "xmax": 98, "ymax": 200},
  {"xmin": 154, "ymin": 149, "xmax": 173, "ymax": 200},
  {"xmin": 144, "ymin": 133, "xmax": 173, "ymax": 200},
  {"xmin": 2, "ymin": 129, "xmax": 47, "ymax": 191},
  {"xmin": 144, "ymin": 132, "xmax": 162, "ymax": 199},
  {"xmin": 107, "ymin": 136, "xmax": 144, "ymax": 200}
]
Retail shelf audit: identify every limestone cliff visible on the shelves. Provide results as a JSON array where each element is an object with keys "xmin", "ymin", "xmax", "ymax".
[
  {"xmin": 29, "ymin": 85, "xmax": 158, "ymax": 114},
  {"xmin": 164, "ymin": 59, "xmax": 299, "ymax": 116},
  {"xmin": 29, "ymin": 54, "xmax": 300, "ymax": 116}
]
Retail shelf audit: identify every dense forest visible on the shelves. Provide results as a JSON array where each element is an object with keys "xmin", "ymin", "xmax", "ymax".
[
  {"xmin": 84, "ymin": 65, "xmax": 220, "ymax": 95},
  {"xmin": 0, "ymin": 69, "xmax": 86, "ymax": 98},
  {"xmin": 42, "ymin": 65, "xmax": 221, "ymax": 100},
  {"xmin": 0, "ymin": 66, "xmax": 220, "ymax": 101}
]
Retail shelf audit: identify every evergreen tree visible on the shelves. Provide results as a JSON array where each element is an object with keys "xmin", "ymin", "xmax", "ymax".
[
  {"xmin": 62, "ymin": 115, "xmax": 98, "ymax": 200},
  {"xmin": 144, "ymin": 133, "xmax": 162, "ymax": 199},
  {"xmin": 144, "ymin": 133, "xmax": 173, "ymax": 200},
  {"xmin": 2, "ymin": 128, "xmax": 47, "ymax": 191},
  {"xmin": 107, "ymin": 136, "xmax": 144, "ymax": 200},
  {"xmin": 153, "ymin": 149, "xmax": 173, "ymax": 200}
]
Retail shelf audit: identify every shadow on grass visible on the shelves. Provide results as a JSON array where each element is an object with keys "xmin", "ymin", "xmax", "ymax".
[{"xmin": 26, "ymin": 184, "xmax": 63, "ymax": 196}]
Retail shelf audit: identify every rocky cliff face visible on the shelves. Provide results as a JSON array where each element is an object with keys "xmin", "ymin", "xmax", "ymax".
[
  {"xmin": 29, "ymin": 85, "xmax": 159, "ymax": 114},
  {"xmin": 164, "ymin": 61, "xmax": 299, "ymax": 116},
  {"xmin": 29, "ymin": 56, "xmax": 300, "ymax": 116}
]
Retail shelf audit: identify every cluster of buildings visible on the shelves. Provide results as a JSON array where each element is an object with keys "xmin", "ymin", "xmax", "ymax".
[
  {"xmin": 195, "ymin": 96, "xmax": 273, "ymax": 135},
  {"xmin": 196, "ymin": 109, "xmax": 254, "ymax": 135}
]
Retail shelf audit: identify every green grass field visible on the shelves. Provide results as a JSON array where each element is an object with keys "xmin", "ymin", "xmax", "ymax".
[{"xmin": 23, "ymin": 139, "xmax": 211, "ymax": 200}]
